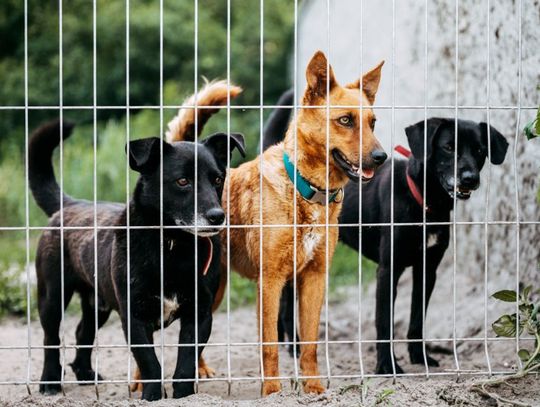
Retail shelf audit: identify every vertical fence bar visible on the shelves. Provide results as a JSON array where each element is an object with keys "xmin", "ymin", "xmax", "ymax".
[
  {"xmin": 159, "ymin": 0, "xmax": 165, "ymax": 396},
  {"xmin": 324, "ymin": 0, "xmax": 331, "ymax": 388},
  {"xmin": 421, "ymin": 0, "xmax": 430, "ymax": 378},
  {"xmin": 513, "ymin": 0, "xmax": 523, "ymax": 367},
  {"xmin": 226, "ymin": 0, "xmax": 232, "ymax": 395},
  {"xmin": 125, "ymin": 0, "xmax": 132, "ymax": 397},
  {"xmin": 451, "ymin": 0, "xmax": 462, "ymax": 379},
  {"xmin": 58, "ymin": 0, "xmax": 66, "ymax": 395},
  {"xmin": 357, "ymin": 0, "xmax": 365, "ymax": 385},
  {"xmin": 258, "ymin": 0, "xmax": 266, "ymax": 392},
  {"xmin": 483, "ymin": 0, "xmax": 493, "ymax": 377},
  {"xmin": 389, "ymin": 0, "xmax": 397, "ymax": 379},
  {"xmin": 24, "ymin": 0, "xmax": 32, "ymax": 395},
  {"xmin": 291, "ymin": 0, "xmax": 300, "ymax": 387},
  {"xmin": 193, "ymin": 0, "xmax": 200, "ymax": 394},
  {"xmin": 92, "ymin": 0, "xmax": 100, "ymax": 398}
]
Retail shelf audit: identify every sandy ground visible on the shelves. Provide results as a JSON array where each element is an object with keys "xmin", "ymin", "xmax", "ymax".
[{"xmin": 1, "ymin": 268, "xmax": 538, "ymax": 406}]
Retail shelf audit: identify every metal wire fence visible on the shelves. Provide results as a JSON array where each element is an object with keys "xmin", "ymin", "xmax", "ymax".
[{"xmin": 0, "ymin": 0, "xmax": 537, "ymax": 401}]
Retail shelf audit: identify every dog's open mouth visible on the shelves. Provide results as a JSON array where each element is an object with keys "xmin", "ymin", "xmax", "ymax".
[
  {"xmin": 332, "ymin": 149, "xmax": 375, "ymax": 183},
  {"xmin": 448, "ymin": 187, "xmax": 472, "ymax": 200}
]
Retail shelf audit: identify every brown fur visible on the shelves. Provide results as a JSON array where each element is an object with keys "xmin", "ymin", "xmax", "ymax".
[
  {"xmin": 166, "ymin": 79, "xmax": 243, "ymax": 142},
  {"xmin": 165, "ymin": 51, "xmax": 385, "ymax": 396}
]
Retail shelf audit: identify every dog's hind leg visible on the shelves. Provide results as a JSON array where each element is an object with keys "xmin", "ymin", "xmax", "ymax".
[
  {"xmin": 70, "ymin": 290, "xmax": 111, "ymax": 384},
  {"xmin": 375, "ymin": 262, "xmax": 406, "ymax": 375},
  {"xmin": 37, "ymin": 262, "xmax": 75, "ymax": 394},
  {"xmin": 279, "ymin": 281, "xmax": 300, "ymax": 358},
  {"xmin": 408, "ymin": 245, "xmax": 446, "ymax": 367}
]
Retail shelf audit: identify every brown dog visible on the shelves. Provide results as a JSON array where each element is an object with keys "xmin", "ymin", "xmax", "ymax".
[{"xmin": 167, "ymin": 51, "xmax": 386, "ymax": 396}]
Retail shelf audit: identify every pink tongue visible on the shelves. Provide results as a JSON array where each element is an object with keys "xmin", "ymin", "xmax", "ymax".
[{"xmin": 362, "ymin": 168, "xmax": 374, "ymax": 179}]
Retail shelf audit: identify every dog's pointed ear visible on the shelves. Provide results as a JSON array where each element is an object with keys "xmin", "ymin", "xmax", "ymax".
[
  {"xmin": 126, "ymin": 137, "xmax": 164, "ymax": 173},
  {"xmin": 203, "ymin": 132, "xmax": 246, "ymax": 166},
  {"xmin": 305, "ymin": 51, "xmax": 337, "ymax": 99},
  {"xmin": 405, "ymin": 118, "xmax": 447, "ymax": 161},
  {"xmin": 346, "ymin": 60, "xmax": 384, "ymax": 104},
  {"xmin": 479, "ymin": 122, "xmax": 508, "ymax": 165}
]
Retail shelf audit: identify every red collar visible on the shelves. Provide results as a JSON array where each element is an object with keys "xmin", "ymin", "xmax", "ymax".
[
  {"xmin": 394, "ymin": 145, "xmax": 432, "ymax": 214},
  {"xmin": 201, "ymin": 237, "xmax": 213, "ymax": 276},
  {"xmin": 167, "ymin": 236, "xmax": 213, "ymax": 275}
]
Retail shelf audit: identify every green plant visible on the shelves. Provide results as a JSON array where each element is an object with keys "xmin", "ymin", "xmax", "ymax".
[
  {"xmin": 471, "ymin": 286, "xmax": 540, "ymax": 406},
  {"xmin": 523, "ymin": 86, "xmax": 539, "ymax": 140}
]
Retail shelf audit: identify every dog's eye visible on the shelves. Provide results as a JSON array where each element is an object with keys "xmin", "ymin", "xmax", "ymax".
[
  {"xmin": 176, "ymin": 178, "xmax": 190, "ymax": 187},
  {"xmin": 444, "ymin": 144, "xmax": 454, "ymax": 152},
  {"xmin": 337, "ymin": 115, "xmax": 353, "ymax": 127},
  {"xmin": 215, "ymin": 177, "xmax": 223, "ymax": 186}
]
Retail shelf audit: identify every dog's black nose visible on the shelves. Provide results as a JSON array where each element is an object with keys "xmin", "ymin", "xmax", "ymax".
[
  {"xmin": 371, "ymin": 150, "xmax": 387, "ymax": 165},
  {"xmin": 460, "ymin": 170, "xmax": 479, "ymax": 187},
  {"xmin": 206, "ymin": 208, "xmax": 225, "ymax": 226}
]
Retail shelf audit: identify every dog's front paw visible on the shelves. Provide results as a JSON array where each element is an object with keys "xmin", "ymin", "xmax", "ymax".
[
  {"xmin": 262, "ymin": 379, "xmax": 281, "ymax": 396},
  {"xmin": 303, "ymin": 378, "xmax": 325, "ymax": 394},
  {"xmin": 39, "ymin": 370, "xmax": 62, "ymax": 395},
  {"xmin": 198, "ymin": 360, "xmax": 215, "ymax": 378},
  {"xmin": 70, "ymin": 363, "xmax": 104, "ymax": 385},
  {"xmin": 376, "ymin": 357, "xmax": 404, "ymax": 375},
  {"xmin": 409, "ymin": 346, "xmax": 440, "ymax": 367},
  {"xmin": 141, "ymin": 382, "xmax": 163, "ymax": 401},
  {"xmin": 173, "ymin": 382, "xmax": 195, "ymax": 398},
  {"xmin": 39, "ymin": 382, "xmax": 62, "ymax": 395}
]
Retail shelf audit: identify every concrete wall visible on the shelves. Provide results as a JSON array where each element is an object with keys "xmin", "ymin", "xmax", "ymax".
[{"xmin": 294, "ymin": 0, "xmax": 539, "ymax": 290}]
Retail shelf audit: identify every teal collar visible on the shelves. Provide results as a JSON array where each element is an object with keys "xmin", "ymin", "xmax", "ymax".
[{"xmin": 283, "ymin": 152, "xmax": 342, "ymax": 205}]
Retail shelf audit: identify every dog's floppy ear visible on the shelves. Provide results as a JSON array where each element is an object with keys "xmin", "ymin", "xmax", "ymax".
[
  {"xmin": 305, "ymin": 51, "xmax": 337, "ymax": 99},
  {"xmin": 346, "ymin": 60, "xmax": 384, "ymax": 104},
  {"xmin": 126, "ymin": 137, "xmax": 164, "ymax": 173},
  {"xmin": 479, "ymin": 122, "xmax": 508, "ymax": 165},
  {"xmin": 405, "ymin": 118, "xmax": 447, "ymax": 161},
  {"xmin": 203, "ymin": 132, "xmax": 246, "ymax": 166}
]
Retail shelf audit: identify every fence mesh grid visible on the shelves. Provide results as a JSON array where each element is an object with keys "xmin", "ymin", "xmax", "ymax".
[{"xmin": 0, "ymin": 0, "xmax": 537, "ymax": 400}]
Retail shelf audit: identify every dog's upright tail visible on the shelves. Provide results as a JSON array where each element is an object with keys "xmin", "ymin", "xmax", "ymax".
[
  {"xmin": 262, "ymin": 88, "xmax": 294, "ymax": 152},
  {"xmin": 29, "ymin": 119, "xmax": 76, "ymax": 217},
  {"xmin": 166, "ymin": 79, "xmax": 242, "ymax": 143}
]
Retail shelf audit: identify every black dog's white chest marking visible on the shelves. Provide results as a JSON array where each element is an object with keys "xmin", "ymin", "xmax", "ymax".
[
  {"xmin": 427, "ymin": 233, "xmax": 439, "ymax": 248},
  {"xmin": 161, "ymin": 295, "xmax": 180, "ymax": 326}
]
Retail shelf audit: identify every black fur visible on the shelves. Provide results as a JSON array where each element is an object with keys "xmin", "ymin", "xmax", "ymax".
[
  {"xmin": 264, "ymin": 91, "xmax": 509, "ymax": 374},
  {"xmin": 30, "ymin": 119, "xmax": 245, "ymax": 400}
]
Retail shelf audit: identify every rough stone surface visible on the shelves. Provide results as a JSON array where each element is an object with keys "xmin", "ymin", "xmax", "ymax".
[{"xmin": 295, "ymin": 0, "xmax": 540, "ymax": 339}]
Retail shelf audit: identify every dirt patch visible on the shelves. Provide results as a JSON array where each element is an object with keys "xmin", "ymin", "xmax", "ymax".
[{"xmin": 0, "ymin": 269, "xmax": 536, "ymax": 406}]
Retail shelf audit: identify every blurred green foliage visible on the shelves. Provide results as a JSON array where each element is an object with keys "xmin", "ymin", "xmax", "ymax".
[{"xmin": 0, "ymin": 0, "xmax": 376, "ymax": 318}]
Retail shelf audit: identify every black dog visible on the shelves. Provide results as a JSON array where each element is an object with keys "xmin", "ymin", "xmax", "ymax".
[
  {"xmin": 264, "ymin": 91, "xmax": 508, "ymax": 374},
  {"xmin": 30, "ymin": 120, "xmax": 244, "ymax": 400}
]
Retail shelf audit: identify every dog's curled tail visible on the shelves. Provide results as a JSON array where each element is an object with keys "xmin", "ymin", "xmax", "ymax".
[
  {"xmin": 29, "ymin": 119, "xmax": 76, "ymax": 217},
  {"xmin": 166, "ymin": 79, "xmax": 242, "ymax": 143}
]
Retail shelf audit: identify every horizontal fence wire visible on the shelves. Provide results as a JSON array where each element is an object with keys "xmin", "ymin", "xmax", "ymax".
[{"xmin": 0, "ymin": 0, "xmax": 534, "ymax": 400}]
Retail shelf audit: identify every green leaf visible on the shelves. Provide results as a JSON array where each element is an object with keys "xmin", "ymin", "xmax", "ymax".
[
  {"xmin": 524, "ymin": 119, "xmax": 539, "ymax": 140},
  {"xmin": 492, "ymin": 290, "xmax": 518, "ymax": 302},
  {"xmin": 522, "ymin": 285, "xmax": 533, "ymax": 302},
  {"xmin": 518, "ymin": 348, "xmax": 530, "ymax": 362},
  {"xmin": 492, "ymin": 314, "xmax": 519, "ymax": 337}
]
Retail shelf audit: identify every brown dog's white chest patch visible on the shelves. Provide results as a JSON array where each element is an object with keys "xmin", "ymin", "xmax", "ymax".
[{"xmin": 303, "ymin": 231, "xmax": 322, "ymax": 263}]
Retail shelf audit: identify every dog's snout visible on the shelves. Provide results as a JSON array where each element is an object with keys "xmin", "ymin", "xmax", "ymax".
[
  {"xmin": 371, "ymin": 150, "xmax": 387, "ymax": 165},
  {"xmin": 206, "ymin": 208, "xmax": 225, "ymax": 226},
  {"xmin": 460, "ymin": 170, "xmax": 479, "ymax": 188}
]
